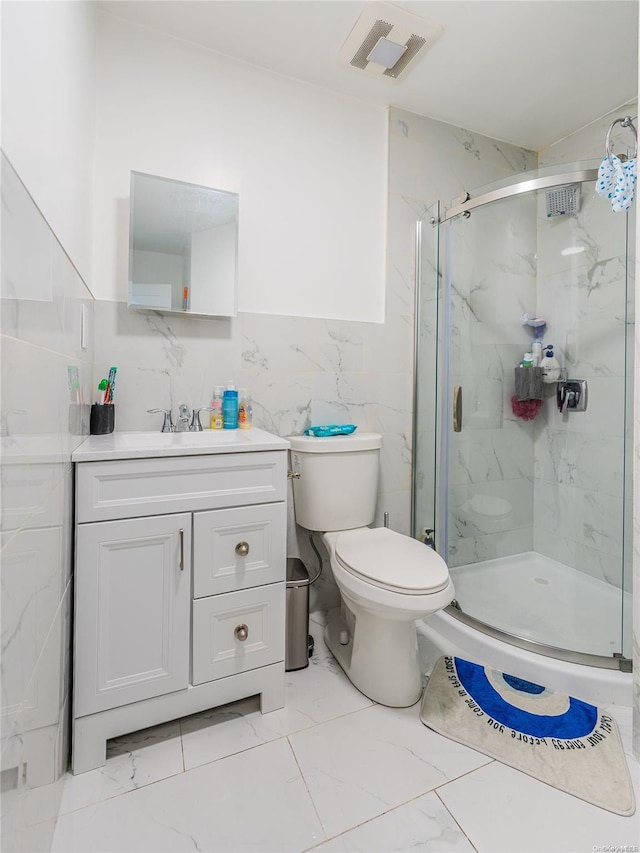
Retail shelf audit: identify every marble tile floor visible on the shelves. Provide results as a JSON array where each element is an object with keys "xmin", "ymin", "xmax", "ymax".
[{"xmin": 52, "ymin": 615, "xmax": 639, "ymax": 853}]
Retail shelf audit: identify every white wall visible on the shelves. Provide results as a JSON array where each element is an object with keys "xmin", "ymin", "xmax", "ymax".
[
  {"xmin": 1, "ymin": 0, "xmax": 96, "ymax": 282},
  {"xmin": 93, "ymin": 12, "xmax": 387, "ymax": 323}
]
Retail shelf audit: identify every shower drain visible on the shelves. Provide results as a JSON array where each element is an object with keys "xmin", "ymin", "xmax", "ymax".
[{"xmin": 534, "ymin": 577, "xmax": 550, "ymax": 585}]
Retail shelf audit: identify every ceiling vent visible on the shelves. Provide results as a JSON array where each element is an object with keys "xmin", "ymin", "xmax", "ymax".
[{"xmin": 338, "ymin": 3, "xmax": 443, "ymax": 81}]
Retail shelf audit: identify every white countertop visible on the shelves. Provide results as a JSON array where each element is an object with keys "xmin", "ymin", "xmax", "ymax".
[
  {"xmin": 1, "ymin": 433, "xmax": 82, "ymax": 465},
  {"xmin": 72, "ymin": 427, "xmax": 290, "ymax": 462}
]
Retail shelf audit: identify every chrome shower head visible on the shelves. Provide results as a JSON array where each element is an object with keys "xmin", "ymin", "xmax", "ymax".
[{"xmin": 545, "ymin": 184, "xmax": 581, "ymax": 217}]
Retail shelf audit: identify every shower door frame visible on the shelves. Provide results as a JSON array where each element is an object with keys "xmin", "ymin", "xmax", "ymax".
[{"xmin": 411, "ymin": 165, "xmax": 633, "ymax": 674}]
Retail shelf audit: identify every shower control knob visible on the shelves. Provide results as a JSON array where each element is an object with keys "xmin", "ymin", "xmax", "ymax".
[
  {"xmin": 234, "ymin": 624, "xmax": 249, "ymax": 642},
  {"xmin": 235, "ymin": 541, "xmax": 250, "ymax": 557}
]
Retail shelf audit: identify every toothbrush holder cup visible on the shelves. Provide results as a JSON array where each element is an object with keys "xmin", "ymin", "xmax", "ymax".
[{"xmin": 90, "ymin": 403, "xmax": 115, "ymax": 435}]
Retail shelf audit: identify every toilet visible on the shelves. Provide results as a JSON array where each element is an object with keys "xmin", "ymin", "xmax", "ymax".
[{"xmin": 289, "ymin": 432, "xmax": 454, "ymax": 707}]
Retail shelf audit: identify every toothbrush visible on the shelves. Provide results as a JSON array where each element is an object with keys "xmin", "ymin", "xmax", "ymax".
[
  {"xmin": 105, "ymin": 367, "xmax": 117, "ymax": 404},
  {"xmin": 67, "ymin": 366, "xmax": 81, "ymax": 404}
]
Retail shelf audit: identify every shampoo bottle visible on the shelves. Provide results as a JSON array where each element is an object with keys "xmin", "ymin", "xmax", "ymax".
[
  {"xmin": 210, "ymin": 386, "xmax": 223, "ymax": 430},
  {"xmin": 531, "ymin": 340, "xmax": 542, "ymax": 367},
  {"xmin": 222, "ymin": 381, "xmax": 238, "ymax": 429},
  {"xmin": 541, "ymin": 345, "xmax": 561, "ymax": 383},
  {"xmin": 238, "ymin": 389, "xmax": 253, "ymax": 430}
]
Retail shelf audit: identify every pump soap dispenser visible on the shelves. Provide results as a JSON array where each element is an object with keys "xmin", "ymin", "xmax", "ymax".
[{"xmin": 541, "ymin": 345, "xmax": 561, "ymax": 383}]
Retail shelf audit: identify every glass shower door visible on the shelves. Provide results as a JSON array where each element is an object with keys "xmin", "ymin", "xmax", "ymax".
[
  {"xmin": 412, "ymin": 201, "xmax": 440, "ymax": 547},
  {"xmin": 429, "ymin": 173, "xmax": 631, "ymax": 663}
]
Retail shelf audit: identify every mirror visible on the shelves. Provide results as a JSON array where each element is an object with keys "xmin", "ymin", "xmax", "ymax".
[{"xmin": 128, "ymin": 171, "xmax": 238, "ymax": 317}]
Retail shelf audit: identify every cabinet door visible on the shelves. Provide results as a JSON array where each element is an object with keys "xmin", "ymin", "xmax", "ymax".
[
  {"xmin": 193, "ymin": 503, "xmax": 286, "ymax": 597},
  {"xmin": 74, "ymin": 514, "xmax": 191, "ymax": 717}
]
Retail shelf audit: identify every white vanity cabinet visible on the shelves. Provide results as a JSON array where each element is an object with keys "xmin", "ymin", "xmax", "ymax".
[{"xmin": 71, "ymin": 430, "xmax": 289, "ymax": 774}]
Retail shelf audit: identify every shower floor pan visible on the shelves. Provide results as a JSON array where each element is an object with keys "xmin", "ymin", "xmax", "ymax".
[
  {"xmin": 449, "ymin": 551, "xmax": 630, "ymax": 658},
  {"xmin": 418, "ymin": 551, "xmax": 632, "ymax": 706}
]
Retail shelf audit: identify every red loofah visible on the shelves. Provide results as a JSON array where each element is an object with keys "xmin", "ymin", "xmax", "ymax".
[{"xmin": 511, "ymin": 395, "xmax": 543, "ymax": 420}]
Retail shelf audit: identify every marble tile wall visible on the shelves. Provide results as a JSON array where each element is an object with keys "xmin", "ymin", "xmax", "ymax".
[
  {"xmin": 0, "ymin": 155, "xmax": 95, "ymax": 851},
  {"xmin": 533, "ymin": 183, "xmax": 631, "ymax": 591}
]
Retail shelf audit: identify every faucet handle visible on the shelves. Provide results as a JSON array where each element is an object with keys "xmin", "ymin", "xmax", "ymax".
[
  {"xmin": 189, "ymin": 406, "xmax": 214, "ymax": 432},
  {"xmin": 147, "ymin": 408, "xmax": 175, "ymax": 433}
]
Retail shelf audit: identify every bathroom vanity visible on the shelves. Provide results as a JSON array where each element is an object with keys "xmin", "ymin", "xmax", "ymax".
[{"xmin": 70, "ymin": 429, "xmax": 289, "ymax": 774}]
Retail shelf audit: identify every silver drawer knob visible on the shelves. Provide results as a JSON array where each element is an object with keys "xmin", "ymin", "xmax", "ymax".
[
  {"xmin": 235, "ymin": 541, "xmax": 250, "ymax": 557},
  {"xmin": 234, "ymin": 624, "xmax": 249, "ymax": 641}
]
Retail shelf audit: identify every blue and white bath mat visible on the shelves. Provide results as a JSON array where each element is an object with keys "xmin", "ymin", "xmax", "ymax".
[{"xmin": 420, "ymin": 656, "xmax": 635, "ymax": 816}]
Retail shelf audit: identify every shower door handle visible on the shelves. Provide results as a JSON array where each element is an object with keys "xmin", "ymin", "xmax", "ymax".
[{"xmin": 453, "ymin": 386, "xmax": 462, "ymax": 432}]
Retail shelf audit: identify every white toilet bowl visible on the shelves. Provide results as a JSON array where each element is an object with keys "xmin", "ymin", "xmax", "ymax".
[
  {"xmin": 322, "ymin": 527, "xmax": 454, "ymax": 707},
  {"xmin": 288, "ymin": 430, "xmax": 454, "ymax": 707}
]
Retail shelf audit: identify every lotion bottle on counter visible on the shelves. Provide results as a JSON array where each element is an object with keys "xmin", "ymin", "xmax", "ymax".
[
  {"xmin": 238, "ymin": 389, "xmax": 253, "ymax": 430},
  {"xmin": 210, "ymin": 386, "xmax": 223, "ymax": 429}
]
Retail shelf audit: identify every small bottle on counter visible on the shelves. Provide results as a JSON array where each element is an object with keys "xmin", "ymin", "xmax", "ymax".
[
  {"xmin": 210, "ymin": 386, "xmax": 223, "ymax": 430},
  {"xmin": 222, "ymin": 381, "xmax": 239, "ymax": 429},
  {"xmin": 238, "ymin": 389, "xmax": 253, "ymax": 430}
]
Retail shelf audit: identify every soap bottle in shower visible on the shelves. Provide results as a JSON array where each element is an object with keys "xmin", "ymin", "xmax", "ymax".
[{"xmin": 541, "ymin": 345, "xmax": 561, "ymax": 382}]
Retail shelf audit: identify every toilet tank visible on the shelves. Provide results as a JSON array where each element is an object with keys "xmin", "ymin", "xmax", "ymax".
[{"xmin": 288, "ymin": 432, "xmax": 382, "ymax": 531}]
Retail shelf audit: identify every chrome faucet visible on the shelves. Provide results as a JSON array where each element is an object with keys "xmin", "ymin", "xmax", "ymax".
[
  {"xmin": 147, "ymin": 404, "xmax": 214, "ymax": 432},
  {"xmin": 175, "ymin": 404, "xmax": 191, "ymax": 432}
]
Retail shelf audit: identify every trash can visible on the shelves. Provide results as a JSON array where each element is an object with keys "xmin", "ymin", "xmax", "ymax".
[{"xmin": 285, "ymin": 557, "xmax": 314, "ymax": 671}]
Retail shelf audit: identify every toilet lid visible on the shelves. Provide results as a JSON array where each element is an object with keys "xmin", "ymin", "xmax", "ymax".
[{"xmin": 334, "ymin": 527, "xmax": 450, "ymax": 594}]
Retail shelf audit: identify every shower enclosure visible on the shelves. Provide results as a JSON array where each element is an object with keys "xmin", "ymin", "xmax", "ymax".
[{"xmin": 413, "ymin": 162, "xmax": 634, "ymax": 674}]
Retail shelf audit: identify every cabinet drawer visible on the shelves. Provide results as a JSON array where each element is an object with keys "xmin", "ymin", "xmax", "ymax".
[
  {"xmin": 193, "ymin": 503, "xmax": 286, "ymax": 598},
  {"xmin": 192, "ymin": 584, "xmax": 285, "ymax": 685},
  {"xmin": 76, "ymin": 451, "xmax": 287, "ymax": 522}
]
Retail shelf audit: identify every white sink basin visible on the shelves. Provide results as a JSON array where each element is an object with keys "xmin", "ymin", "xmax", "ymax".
[
  {"xmin": 116, "ymin": 430, "xmax": 246, "ymax": 449},
  {"xmin": 72, "ymin": 427, "xmax": 290, "ymax": 462}
]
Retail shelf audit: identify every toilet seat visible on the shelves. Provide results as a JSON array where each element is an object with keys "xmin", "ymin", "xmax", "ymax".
[{"xmin": 334, "ymin": 527, "xmax": 449, "ymax": 594}]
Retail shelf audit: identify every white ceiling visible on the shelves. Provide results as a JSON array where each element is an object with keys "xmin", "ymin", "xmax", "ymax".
[{"xmin": 98, "ymin": 0, "xmax": 638, "ymax": 151}]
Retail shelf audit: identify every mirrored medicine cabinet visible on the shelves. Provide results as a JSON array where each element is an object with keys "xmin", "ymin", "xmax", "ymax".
[{"xmin": 128, "ymin": 171, "xmax": 239, "ymax": 318}]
